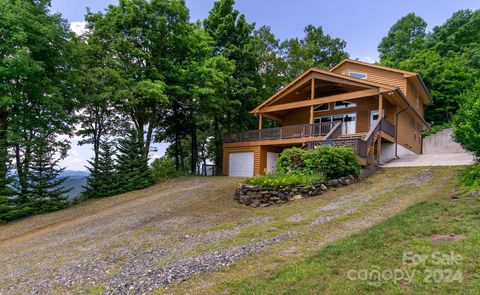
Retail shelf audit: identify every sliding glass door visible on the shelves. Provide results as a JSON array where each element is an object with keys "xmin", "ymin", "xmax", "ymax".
[{"xmin": 315, "ymin": 113, "xmax": 356, "ymax": 135}]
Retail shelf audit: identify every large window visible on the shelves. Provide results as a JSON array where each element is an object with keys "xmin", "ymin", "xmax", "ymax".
[
  {"xmin": 314, "ymin": 113, "xmax": 356, "ymax": 134},
  {"xmin": 334, "ymin": 100, "xmax": 357, "ymax": 109},
  {"xmin": 348, "ymin": 71, "xmax": 367, "ymax": 79}
]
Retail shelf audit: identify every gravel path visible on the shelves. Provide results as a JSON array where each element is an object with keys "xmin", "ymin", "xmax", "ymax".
[
  {"xmin": 107, "ymin": 232, "xmax": 293, "ymax": 294},
  {"xmin": 0, "ymin": 168, "xmax": 439, "ymax": 294}
]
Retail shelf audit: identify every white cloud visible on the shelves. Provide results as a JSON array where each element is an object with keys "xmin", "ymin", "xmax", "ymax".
[
  {"xmin": 359, "ymin": 56, "xmax": 378, "ymax": 64},
  {"xmin": 70, "ymin": 21, "xmax": 87, "ymax": 36}
]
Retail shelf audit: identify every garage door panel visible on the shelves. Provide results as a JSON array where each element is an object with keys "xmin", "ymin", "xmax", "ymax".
[{"xmin": 229, "ymin": 152, "xmax": 254, "ymax": 177}]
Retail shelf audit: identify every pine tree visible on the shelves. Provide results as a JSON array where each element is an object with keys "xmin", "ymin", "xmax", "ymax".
[
  {"xmin": 115, "ymin": 130, "xmax": 154, "ymax": 194},
  {"xmin": 83, "ymin": 141, "xmax": 117, "ymax": 198},
  {"xmin": 24, "ymin": 138, "xmax": 69, "ymax": 212}
]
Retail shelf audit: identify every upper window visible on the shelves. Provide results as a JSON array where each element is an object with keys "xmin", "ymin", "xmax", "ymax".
[
  {"xmin": 314, "ymin": 103, "xmax": 329, "ymax": 112},
  {"xmin": 348, "ymin": 71, "xmax": 367, "ymax": 79},
  {"xmin": 334, "ymin": 101, "xmax": 357, "ymax": 109}
]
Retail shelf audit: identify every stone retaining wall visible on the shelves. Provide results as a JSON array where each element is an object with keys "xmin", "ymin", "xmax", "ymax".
[{"xmin": 234, "ymin": 175, "xmax": 356, "ymax": 207}]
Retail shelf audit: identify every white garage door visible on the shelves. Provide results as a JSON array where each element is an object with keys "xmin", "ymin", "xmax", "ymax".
[{"xmin": 229, "ymin": 152, "xmax": 254, "ymax": 177}]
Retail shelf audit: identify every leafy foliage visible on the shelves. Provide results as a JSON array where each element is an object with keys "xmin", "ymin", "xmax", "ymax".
[
  {"xmin": 303, "ymin": 146, "xmax": 361, "ymax": 180},
  {"xmin": 245, "ymin": 173, "xmax": 325, "ymax": 189},
  {"xmin": 379, "ymin": 10, "xmax": 480, "ymax": 126},
  {"xmin": 378, "ymin": 13, "xmax": 427, "ymax": 67},
  {"xmin": 276, "ymin": 146, "xmax": 360, "ymax": 180},
  {"xmin": 276, "ymin": 148, "xmax": 307, "ymax": 175},
  {"xmin": 452, "ymin": 82, "xmax": 480, "ymax": 158},
  {"xmin": 151, "ymin": 157, "xmax": 187, "ymax": 180},
  {"xmin": 459, "ymin": 164, "xmax": 480, "ymax": 190}
]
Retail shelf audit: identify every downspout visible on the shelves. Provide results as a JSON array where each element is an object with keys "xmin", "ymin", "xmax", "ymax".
[{"xmin": 395, "ymin": 104, "xmax": 410, "ymax": 159}]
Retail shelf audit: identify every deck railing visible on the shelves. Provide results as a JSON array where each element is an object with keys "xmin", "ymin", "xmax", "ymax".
[
  {"xmin": 306, "ymin": 118, "xmax": 395, "ymax": 158},
  {"xmin": 224, "ymin": 122, "xmax": 339, "ymax": 143}
]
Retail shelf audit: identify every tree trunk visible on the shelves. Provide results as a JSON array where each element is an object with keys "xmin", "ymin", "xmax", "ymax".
[
  {"xmin": 0, "ymin": 110, "xmax": 8, "ymax": 193},
  {"xmin": 213, "ymin": 114, "xmax": 222, "ymax": 175},
  {"xmin": 190, "ymin": 123, "xmax": 198, "ymax": 175}
]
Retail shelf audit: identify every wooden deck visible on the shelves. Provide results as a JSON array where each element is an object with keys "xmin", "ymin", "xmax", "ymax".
[{"xmin": 224, "ymin": 122, "xmax": 338, "ymax": 144}]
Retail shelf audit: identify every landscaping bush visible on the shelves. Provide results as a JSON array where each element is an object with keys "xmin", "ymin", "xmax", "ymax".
[
  {"xmin": 459, "ymin": 163, "xmax": 480, "ymax": 190},
  {"xmin": 245, "ymin": 173, "xmax": 325, "ymax": 189},
  {"xmin": 151, "ymin": 156, "xmax": 187, "ymax": 180},
  {"xmin": 276, "ymin": 147, "xmax": 306, "ymax": 174},
  {"xmin": 452, "ymin": 81, "xmax": 480, "ymax": 158},
  {"xmin": 303, "ymin": 145, "xmax": 361, "ymax": 179},
  {"xmin": 276, "ymin": 146, "xmax": 360, "ymax": 179}
]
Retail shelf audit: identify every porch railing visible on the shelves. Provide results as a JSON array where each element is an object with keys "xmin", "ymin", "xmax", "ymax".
[
  {"xmin": 306, "ymin": 118, "xmax": 395, "ymax": 158},
  {"xmin": 224, "ymin": 122, "xmax": 339, "ymax": 143}
]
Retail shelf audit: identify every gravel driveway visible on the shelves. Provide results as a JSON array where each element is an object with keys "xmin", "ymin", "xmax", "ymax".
[{"xmin": 0, "ymin": 168, "xmax": 455, "ymax": 294}]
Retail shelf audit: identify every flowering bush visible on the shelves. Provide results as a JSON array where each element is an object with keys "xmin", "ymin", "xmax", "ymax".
[{"xmin": 245, "ymin": 173, "xmax": 325, "ymax": 189}]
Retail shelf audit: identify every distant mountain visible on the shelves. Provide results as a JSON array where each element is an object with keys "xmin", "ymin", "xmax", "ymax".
[
  {"xmin": 61, "ymin": 170, "xmax": 89, "ymax": 200},
  {"xmin": 60, "ymin": 170, "xmax": 90, "ymax": 178}
]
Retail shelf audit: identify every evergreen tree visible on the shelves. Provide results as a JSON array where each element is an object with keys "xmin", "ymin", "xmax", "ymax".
[
  {"xmin": 115, "ymin": 130, "xmax": 154, "ymax": 194},
  {"xmin": 22, "ymin": 135, "xmax": 69, "ymax": 212},
  {"xmin": 83, "ymin": 141, "xmax": 117, "ymax": 198}
]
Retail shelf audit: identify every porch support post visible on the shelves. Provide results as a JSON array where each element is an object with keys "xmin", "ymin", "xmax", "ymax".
[
  {"xmin": 378, "ymin": 93, "xmax": 383, "ymax": 118},
  {"xmin": 258, "ymin": 113, "xmax": 263, "ymax": 130},
  {"xmin": 376, "ymin": 137, "xmax": 382, "ymax": 162},
  {"xmin": 369, "ymin": 145, "xmax": 375, "ymax": 166},
  {"xmin": 309, "ymin": 78, "xmax": 315, "ymax": 124}
]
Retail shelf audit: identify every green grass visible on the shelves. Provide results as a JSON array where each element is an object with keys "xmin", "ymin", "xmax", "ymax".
[{"xmin": 228, "ymin": 183, "xmax": 480, "ymax": 294}]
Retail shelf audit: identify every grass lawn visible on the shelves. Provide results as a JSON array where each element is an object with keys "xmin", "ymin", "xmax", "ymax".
[{"xmin": 228, "ymin": 175, "xmax": 480, "ymax": 294}]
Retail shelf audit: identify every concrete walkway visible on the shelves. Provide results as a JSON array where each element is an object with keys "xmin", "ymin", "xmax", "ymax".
[{"xmin": 381, "ymin": 152, "xmax": 475, "ymax": 167}]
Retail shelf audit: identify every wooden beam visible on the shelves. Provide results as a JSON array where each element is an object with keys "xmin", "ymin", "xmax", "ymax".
[
  {"xmin": 262, "ymin": 113, "xmax": 282, "ymax": 122},
  {"xmin": 376, "ymin": 137, "xmax": 382, "ymax": 161},
  {"xmin": 310, "ymin": 106, "xmax": 314, "ymax": 124},
  {"xmin": 257, "ymin": 89, "xmax": 379, "ymax": 113},
  {"xmin": 310, "ymin": 78, "xmax": 314, "ymax": 124},
  {"xmin": 378, "ymin": 93, "xmax": 383, "ymax": 116},
  {"xmin": 258, "ymin": 114, "xmax": 263, "ymax": 130}
]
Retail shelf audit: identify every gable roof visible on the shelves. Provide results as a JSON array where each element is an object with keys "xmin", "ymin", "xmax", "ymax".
[
  {"xmin": 251, "ymin": 67, "xmax": 395, "ymax": 113},
  {"xmin": 330, "ymin": 59, "xmax": 433, "ymax": 104}
]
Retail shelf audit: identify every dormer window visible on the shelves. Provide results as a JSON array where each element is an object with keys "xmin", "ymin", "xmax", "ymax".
[
  {"xmin": 348, "ymin": 71, "xmax": 367, "ymax": 79},
  {"xmin": 314, "ymin": 103, "xmax": 329, "ymax": 112}
]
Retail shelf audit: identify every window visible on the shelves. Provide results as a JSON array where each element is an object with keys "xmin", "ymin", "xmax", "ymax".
[
  {"xmin": 348, "ymin": 71, "xmax": 367, "ymax": 79},
  {"xmin": 370, "ymin": 110, "xmax": 385, "ymax": 128},
  {"xmin": 315, "ymin": 113, "xmax": 356, "ymax": 135},
  {"xmin": 416, "ymin": 94, "xmax": 420, "ymax": 109},
  {"xmin": 314, "ymin": 103, "xmax": 329, "ymax": 112},
  {"xmin": 334, "ymin": 101, "xmax": 357, "ymax": 109}
]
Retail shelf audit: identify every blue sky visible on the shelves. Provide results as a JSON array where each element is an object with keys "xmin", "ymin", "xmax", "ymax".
[{"xmin": 51, "ymin": 0, "xmax": 480, "ymax": 170}]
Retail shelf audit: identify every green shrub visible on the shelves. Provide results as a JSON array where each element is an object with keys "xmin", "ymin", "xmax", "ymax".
[
  {"xmin": 276, "ymin": 146, "xmax": 360, "ymax": 180},
  {"xmin": 245, "ymin": 173, "xmax": 325, "ymax": 189},
  {"xmin": 452, "ymin": 81, "xmax": 480, "ymax": 158},
  {"xmin": 303, "ymin": 146, "xmax": 361, "ymax": 179},
  {"xmin": 276, "ymin": 147, "xmax": 306, "ymax": 174},
  {"xmin": 151, "ymin": 156, "xmax": 186, "ymax": 180},
  {"xmin": 460, "ymin": 163, "xmax": 480, "ymax": 190}
]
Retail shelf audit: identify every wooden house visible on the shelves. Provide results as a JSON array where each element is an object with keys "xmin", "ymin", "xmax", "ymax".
[{"xmin": 223, "ymin": 59, "xmax": 432, "ymax": 176}]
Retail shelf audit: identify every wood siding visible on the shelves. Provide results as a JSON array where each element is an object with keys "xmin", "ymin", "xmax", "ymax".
[
  {"xmin": 282, "ymin": 97, "xmax": 396, "ymax": 134},
  {"xmin": 331, "ymin": 63, "xmax": 407, "ymax": 93},
  {"xmin": 396, "ymin": 110, "xmax": 422, "ymax": 153},
  {"xmin": 406, "ymin": 80, "xmax": 425, "ymax": 116},
  {"xmin": 223, "ymin": 145, "xmax": 284, "ymax": 176}
]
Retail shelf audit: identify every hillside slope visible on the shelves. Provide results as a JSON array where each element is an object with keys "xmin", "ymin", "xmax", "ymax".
[{"xmin": 0, "ymin": 168, "xmax": 459, "ymax": 294}]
